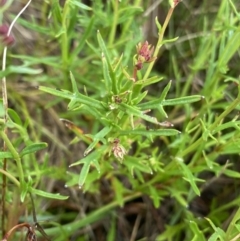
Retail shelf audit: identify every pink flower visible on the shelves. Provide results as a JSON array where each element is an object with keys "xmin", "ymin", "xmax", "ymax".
[
  {"xmin": 0, "ymin": 24, "xmax": 9, "ymax": 35},
  {"xmin": 173, "ymin": 0, "xmax": 181, "ymax": 7},
  {"xmin": 0, "ymin": 24, "xmax": 15, "ymax": 46},
  {"xmin": 3, "ymin": 35, "xmax": 15, "ymax": 46},
  {"xmin": 0, "ymin": 0, "xmax": 7, "ymax": 6},
  {"xmin": 135, "ymin": 41, "xmax": 155, "ymax": 71}
]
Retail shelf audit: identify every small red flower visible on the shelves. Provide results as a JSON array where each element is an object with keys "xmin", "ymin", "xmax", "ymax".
[
  {"xmin": 0, "ymin": 24, "xmax": 15, "ymax": 46},
  {"xmin": 173, "ymin": 0, "xmax": 181, "ymax": 7},
  {"xmin": 132, "ymin": 41, "xmax": 156, "ymax": 81},
  {"xmin": 135, "ymin": 41, "xmax": 155, "ymax": 71},
  {"xmin": 136, "ymin": 41, "xmax": 155, "ymax": 63},
  {"xmin": 0, "ymin": 0, "xmax": 7, "ymax": 6},
  {"xmin": 0, "ymin": 24, "xmax": 9, "ymax": 35},
  {"xmin": 3, "ymin": 35, "xmax": 15, "ymax": 46}
]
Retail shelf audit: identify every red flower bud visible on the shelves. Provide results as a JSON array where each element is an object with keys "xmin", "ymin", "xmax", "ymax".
[
  {"xmin": 173, "ymin": 0, "xmax": 181, "ymax": 7},
  {"xmin": 0, "ymin": 0, "xmax": 7, "ymax": 6},
  {"xmin": 0, "ymin": 24, "xmax": 9, "ymax": 35},
  {"xmin": 3, "ymin": 35, "xmax": 15, "ymax": 46}
]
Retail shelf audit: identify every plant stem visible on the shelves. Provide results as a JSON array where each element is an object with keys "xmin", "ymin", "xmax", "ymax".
[
  {"xmin": 143, "ymin": 6, "xmax": 175, "ymax": 81},
  {"xmin": 108, "ymin": 0, "xmax": 119, "ymax": 46},
  {"xmin": 0, "ymin": 169, "xmax": 20, "ymax": 187},
  {"xmin": 0, "ymin": 131, "xmax": 25, "ymax": 186},
  {"xmin": 62, "ymin": 0, "xmax": 70, "ymax": 69}
]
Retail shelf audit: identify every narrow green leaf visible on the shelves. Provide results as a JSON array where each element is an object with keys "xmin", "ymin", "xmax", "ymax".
[
  {"xmin": 155, "ymin": 16, "xmax": 162, "ymax": 31},
  {"xmin": 70, "ymin": 17, "xmax": 95, "ymax": 62},
  {"xmin": 223, "ymin": 169, "xmax": 240, "ymax": 178},
  {"xmin": 212, "ymin": 120, "xmax": 240, "ymax": 134},
  {"xmin": 102, "ymin": 53, "xmax": 112, "ymax": 93},
  {"xmin": 17, "ymin": 17, "xmax": 55, "ymax": 35},
  {"xmin": 220, "ymin": 140, "xmax": 240, "ymax": 154},
  {"xmin": 97, "ymin": 31, "xmax": 117, "ymax": 93},
  {"xmin": 81, "ymin": 105, "xmax": 102, "ymax": 119},
  {"xmin": 113, "ymin": 54, "xmax": 123, "ymax": 72},
  {"xmin": 159, "ymin": 81, "xmax": 172, "ymax": 102},
  {"xmin": 189, "ymin": 221, "xmax": 205, "ymax": 241},
  {"xmin": 31, "ymin": 188, "xmax": 69, "ymax": 200},
  {"xmin": 149, "ymin": 185, "xmax": 161, "ymax": 208},
  {"xmin": 119, "ymin": 128, "xmax": 180, "ymax": 137},
  {"xmin": 161, "ymin": 36, "xmax": 179, "ymax": 45},
  {"xmin": 84, "ymin": 127, "xmax": 111, "ymax": 156},
  {"xmin": 20, "ymin": 143, "xmax": 48, "ymax": 157},
  {"xmin": 8, "ymin": 66, "xmax": 42, "ymax": 75},
  {"xmin": 176, "ymin": 160, "xmax": 201, "ymax": 196},
  {"xmin": 11, "ymin": 55, "xmax": 60, "ymax": 68},
  {"xmin": 0, "ymin": 151, "xmax": 13, "ymax": 159},
  {"xmin": 70, "ymin": 146, "xmax": 104, "ymax": 167},
  {"xmin": 132, "ymin": 90, "xmax": 148, "ymax": 104},
  {"xmin": 20, "ymin": 181, "xmax": 30, "ymax": 202},
  {"xmin": 138, "ymin": 95, "xmax": 203, "ymax": 110},
  {"xmin": 38, "ymin": 86, "xmax": 106, "ymax": 111},
  {"xmin": 70, "ymin": 71, "xmax": 80, "ymax": 94},
  {"xmin": 91, "ymin": 159, "xmax": 101, "ymax": 173},
  {"xmin": 124, "ymin": 156, "xmax": 152, "ymax": 174},
  {"xmin": 38, "ymin": 85, "xmax": 74, "ymax": 99},
  {"xmin": 118, "ymin": 7, "xmax": 143, "ymax": 23},
  {"xmin": 162, "ymin": 95, "xmax": 204, "ymax": 106},
  {"xmin": 78, "ymin": 161, "xmax": 91, "ymax": 188},
  {"xmin": 156, "ymin": 224, "xmax": 185, "ymax": 240},
  {"xmin": 119, "ymin": 103, "xmax": 163, "ymax": 125},
  {"xmin": 112, "ymin": 177, "xmax": 124, "ymax": 207},
  {"xmin": 70, "ymin": 147, "xmax": 105, "ymax": 187},
  {"xmin": 167, "ymin": 187, "xmax": 188, "ymax": 207},
  {"xmin": 97, "ymin": 31, "xmax": 112, "ymax": 70},
  {"xmin": 157, "ymin": 105, "xmax": 168, "ymax": 118},
  {"xmin": 203, "ymin": 151, "xmax": 215, "ymax": 169},
  {"xmin": 71, "ymin": 0, "xmax": 92, "ymax": 10},
  {"xmin": 207, "ymin": 224, "xmax": 226, "ymax": 241},
  {"xmin": 218, "ymin": 31, "xmax": 240, "ymax": 73},
  {"xmin": 51, "ymin": 0, "xmax": 62, "ymax": 23},
  {"xmin": 0, "ymin": 65, "xmax": 42, "ymax": 78},
  {"xmin": 135, "ymin": 76, "xmax": 163, "ymax": 87},
  {"xmin": 106, "ymin": 214, "xmax": 116, "ymax": 241}
]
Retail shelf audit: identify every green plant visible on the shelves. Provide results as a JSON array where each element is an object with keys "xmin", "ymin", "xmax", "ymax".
[{"xmin": 1, "ymin": 0, "xmax": 240, "ymax": 240}]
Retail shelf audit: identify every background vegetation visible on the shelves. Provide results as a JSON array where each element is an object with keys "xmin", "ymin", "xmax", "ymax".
[{"xmin": 1, "ymin": 0, "xmax": 240, "ymax": 240}]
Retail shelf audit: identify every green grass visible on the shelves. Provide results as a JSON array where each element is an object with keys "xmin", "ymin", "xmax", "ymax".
[{"xmin": 1, "ymin": 0, "xmax": 240, "ymax": 240}]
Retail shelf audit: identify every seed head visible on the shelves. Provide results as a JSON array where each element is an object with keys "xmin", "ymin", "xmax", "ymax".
[{"xmin": 112, "ymin": 138, "xmax": 126, "ymax": 161}]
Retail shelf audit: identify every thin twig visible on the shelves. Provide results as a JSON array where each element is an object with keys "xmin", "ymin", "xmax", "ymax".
[
  {"xmin": 0, "ymin": 223, "xmax": 32, "ymax": 241},
  {"xmin": 29, "ymin": 193, "xmax": 51, "ymax": 241},
  {"xmin": 130, "ymin": 214, "xmax": 142, "ymax": 241}
]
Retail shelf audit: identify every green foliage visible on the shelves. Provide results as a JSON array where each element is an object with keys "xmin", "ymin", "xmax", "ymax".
[{"xmin": 1, "ymin": 0, "xmax": 240, "ymax": 240}]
